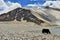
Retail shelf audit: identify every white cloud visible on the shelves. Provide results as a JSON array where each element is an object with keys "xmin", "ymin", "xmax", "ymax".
[
  {"xmin": 25, "ymin": 3, "xmax": 42, "ymax": 8},
  {"xmin": 5, "ymin": 1, "xmax": 22, "ymax": 12},
  {"xmin": 0, "ymin": 0, "xmax": 22, "ymax": 14},
  {"xmin": 42, "ymin": 1, "xmax": 60, "ymax": 8}
]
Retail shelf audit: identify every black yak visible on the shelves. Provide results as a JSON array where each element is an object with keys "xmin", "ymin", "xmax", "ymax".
[{"xmin": 42, "ymin": 29, "xmax": 51, "ymax": 34}]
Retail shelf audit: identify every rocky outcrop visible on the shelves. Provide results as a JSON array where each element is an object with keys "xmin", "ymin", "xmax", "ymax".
[
  {"xmin": 0, "ymin": 7, "xmax": 44, "ymax": 25},
  {"xmin": 0, "ymin": 7, "xmax": 59, "ymax": 26}
]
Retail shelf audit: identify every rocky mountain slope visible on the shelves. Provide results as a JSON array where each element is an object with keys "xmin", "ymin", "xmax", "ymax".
[
  {"xmin": 0, "ymin": 7, "xmax": 48, "ymax": 26},
  {"xmin": 0, "ymin": 7, "xmax": 60, "ymax": 26}
]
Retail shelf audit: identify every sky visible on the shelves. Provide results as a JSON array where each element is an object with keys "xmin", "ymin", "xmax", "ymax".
[
  {"xmin": 0, "ymin": 0, "xmax": 21, "ymax": 14},
  {"xmin": 4, "ymin": 0, "xmax": 59, "ymax": 7},
  {"xmin": 4, "ymin": 0, "xmax": 46, "ymax": 7},
  {"xmin": 0, "ymin": 0, "xmax": 60, "ymax": 14}
]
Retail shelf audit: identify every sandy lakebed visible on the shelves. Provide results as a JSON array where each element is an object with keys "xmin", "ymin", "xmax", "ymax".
[{"xmin": 0, "ymin": 21, "xmax": 60, "ymax": 40}]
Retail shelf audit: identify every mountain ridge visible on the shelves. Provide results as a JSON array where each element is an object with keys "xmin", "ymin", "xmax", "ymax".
[{"xmin": 0, "ymin": 7, "xmax": 46, "ymax": 26}]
